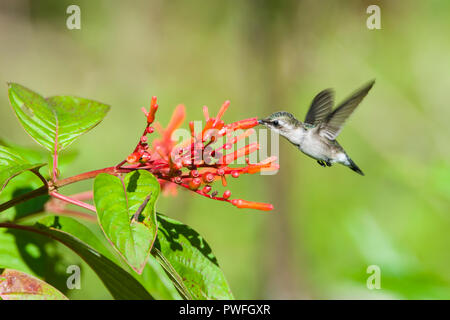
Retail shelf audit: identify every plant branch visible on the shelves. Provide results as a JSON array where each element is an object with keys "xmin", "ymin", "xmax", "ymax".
[
  {"xmin": 54, "ymin": 166, "xmax": 131, "ymax": 188},
  {"xmin": 50, "ymin": 191, "xmax": 96, "ymax": 212},
  {"xmin": 0, "ymin": 185, "xmax": 48, "ymax": 213},
  {"xmin": 45, "ymin": 192, "xmax": 97, "ymax": 222},
  {"xmin": 70, "ymin": 191, "xmax": 94, "ymax": 201},
  {"xmin": 32, "ymin": 169, "xmax": 49, "ymax": 188},
  {"xmin": 1, "ymin": 163, "xmax": 136, "ymax": 215}
]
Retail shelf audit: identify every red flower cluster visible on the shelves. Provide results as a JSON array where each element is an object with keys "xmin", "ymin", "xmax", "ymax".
[{"xmin": 120, "ymin": 97, "xmax": 278, "ymax": 211}]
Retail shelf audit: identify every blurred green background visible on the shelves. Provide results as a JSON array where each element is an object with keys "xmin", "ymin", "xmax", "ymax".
[{"xmin": 1, "ymin": 0, "xmax": 449, "ymax": 299}]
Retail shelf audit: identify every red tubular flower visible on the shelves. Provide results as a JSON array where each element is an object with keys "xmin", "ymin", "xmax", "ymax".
[
  {"xmin": 220, "ymin": 142, "xmax": 260, "ymax": 165},
  {"xmin": 231, "ymin": 199, "xmax": 273, "ymax": 211},
  {"xmin": 119, "ymin": 97, "xmax": 276, "ymax": 211}
]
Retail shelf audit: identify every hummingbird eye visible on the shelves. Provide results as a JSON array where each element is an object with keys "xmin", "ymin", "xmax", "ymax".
[{"xmin": 272, "ymin": 120, "xmax": 279, "ymax": 127}]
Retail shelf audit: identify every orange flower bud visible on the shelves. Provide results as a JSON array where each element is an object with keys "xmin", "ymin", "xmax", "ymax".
[
  {"xmin": 147, "ymin": 99, "xmax": 158, "ymax": 124},
  {"xmin": 231, "ymin": 199, "xmax": 273, "ymax": 211},
  {"xmin": 203, "ymin": 105, "xmax": 209, "ymax": 121},
  {"xmin": 221, "ymin": 175, "xmax": 227, "ymax": 187},
  {"xmin": 151, "ymin": 96, "xmax": 157, "ymax": 107},
  {"xmin": 173, "ymin": 176, "xmax": 183, "ymax": 184},
  {"xmin": 189, "ymin": 177, "xmax": 202, "ymax": 190},
  {"xmin": 223, "ymin": 190, "xmax": 231, "ymax": 199},
  {"xmin": 202, "ymin": 172, "xmax": 215, "ymax": 184},
  {"xmin": 212, "ymin": 100, "xmax": 230, "ymax": 128},
  {"xmin": 127, "ymin": 153, "xmax": 140, "ymax": 163},
  {"xmin": 227, "ymin": 118, "xmax": 258, "ymax": 131},
  {"xmin": 190, "ymin": 170, "xmax": 199, "ymax": 178},
  {"xmin": 221, "ymin": 142, "xmax": 259, "ymax": 164},
  {"xmin": 189, "ymin": 121, "xmax": 195, "ymax": 137}
]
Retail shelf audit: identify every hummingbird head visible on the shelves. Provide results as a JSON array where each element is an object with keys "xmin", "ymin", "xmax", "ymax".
[{"xmin": 258, "ymin": 112, "xmax": 301, "ymax": 136}]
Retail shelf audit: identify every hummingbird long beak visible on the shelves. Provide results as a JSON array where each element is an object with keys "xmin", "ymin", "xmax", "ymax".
[{"xmin": 257, "ymin": 119, "xmax": 265, "ymax": 125}]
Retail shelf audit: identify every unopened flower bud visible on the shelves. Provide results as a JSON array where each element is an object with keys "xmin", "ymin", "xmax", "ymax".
[
  {"xmin": 127, "ymin": 153, "xmax": 140, "ymax": 163},
  {"xmin": 202, "ymin": 172, "xmax": 215, "ymax": 184},
  {"xmin": 141, "ymin": 152, "xmax": 152, "ymax": 162},
  {"xmin": 190, "ymin": 170, "xmax": 199, "ymax": 178},
  {"xmin": 221, "ymin": 175, "xmax": 227, "ymax": 187},
  {"xmin": 174, "ymin": 176, "xmax": 183, "ymax": 184},
  {"xmin": 231, "ymin": 199, "xmax": 273, "ymax": 211},
  {"xmin": 189, "ymin": 177, "xmax": 202, "ymax": 190}
]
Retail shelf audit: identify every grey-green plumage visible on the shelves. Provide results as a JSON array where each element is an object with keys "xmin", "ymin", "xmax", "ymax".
[{"xmin": 258, "ymin": 80, "xmax": 375, "ymax": 175}]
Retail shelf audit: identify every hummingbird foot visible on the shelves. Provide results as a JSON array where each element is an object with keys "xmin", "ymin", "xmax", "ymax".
[
  {"xmin": 325, "ymin": 161, "xmax": 332, "ymax": 167},
  {"xmin": 317, "ymin": 160, "xmax": 326, "ymax": 167}
]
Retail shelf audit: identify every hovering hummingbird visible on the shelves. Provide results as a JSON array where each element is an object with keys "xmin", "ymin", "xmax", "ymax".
[{"xmin": 258, "ymin": 80, "xmax": 375, "ymax": 175}]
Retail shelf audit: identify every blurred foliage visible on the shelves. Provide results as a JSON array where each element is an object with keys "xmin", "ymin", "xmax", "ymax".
[{"xmin": 0, "ymin": 0, "xmax": 449, "ymax": 299}]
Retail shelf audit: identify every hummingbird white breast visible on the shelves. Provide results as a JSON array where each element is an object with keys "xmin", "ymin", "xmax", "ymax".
[{"xmin": 296, "ymin": 128, "xmax": 332, "ymax": 162}]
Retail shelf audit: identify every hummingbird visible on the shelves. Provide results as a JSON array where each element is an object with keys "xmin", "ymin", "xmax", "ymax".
[{"xmin": 258, "ymin": 80, "xmax": 375, "ymax": 176}]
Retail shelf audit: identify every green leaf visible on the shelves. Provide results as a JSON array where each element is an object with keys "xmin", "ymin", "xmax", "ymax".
[
  {"xmin": 0, "ymin": 146, "xmax": 45, "ymax": 193},
  {"xmin": 8, "ymin": 83, "xmax": 110, "ymax": 152},
  {"xmin": 0, "ymin": 141, "xmax": 78, "ymax": 221},
  {"xmin": 155, "ymin": 214, "xmax": 234, "ymax": 300},
  {"xmin": 0, "ymin": 221, "xmax": 153, "ymax": 300},
  {"xmin": 94, "ymin": 171, "xmax": 160, "ymax": 274},
  {"xmin": 139, "ymin": 256, "xmax": 182, "ymax": 300},
  {"xmin": 38, "ymin": 216, "xmax": 116, "ymax": 261},
  {"xmin": 0, "ymin": 268, "xmax": 68, "ymax": 300},
  {"xmin": 0, "ymin": 226, "xmax": 71, "ymax": 292},
  {"xmin": 0, "ymin": 138, "xmax": 79, "ymax": 174},
  {"xmin": 38, "ymin": 215, "xmax": 180, "ymax": 300}
]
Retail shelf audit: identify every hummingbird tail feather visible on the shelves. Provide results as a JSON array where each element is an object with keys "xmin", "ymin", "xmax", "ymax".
[{"xmin": 347, "ymin": 157, "xmax": 364, "ymax": 176}]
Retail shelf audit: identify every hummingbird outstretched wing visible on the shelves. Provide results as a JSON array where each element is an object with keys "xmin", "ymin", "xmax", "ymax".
[
  {"xmin": 319, "ymin": 80, "xmax": 375, "ymax": 140},
  {"xmin": 304, "ymin": 89, "xmax": 334, "ymax": 126}
]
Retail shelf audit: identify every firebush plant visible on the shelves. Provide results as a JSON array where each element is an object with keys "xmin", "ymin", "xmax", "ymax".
[{"xmin": 0, "ymin": 83, "xmax": 277, "ymax": 300}]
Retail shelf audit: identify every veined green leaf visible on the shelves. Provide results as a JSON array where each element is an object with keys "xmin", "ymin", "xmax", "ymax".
[
  {"xmin": 0, "ymin": 268, "xmax": 68, "ymax": 300},
  {"xmin": 0, "ymin": 146, "xmax": 45, "ymax": 193},
  {"xmin": 0, "ymin": 221, "xmax": 153, "ymax": 300},
  {"xmin": 0, "ymin": 139, "xmax": 79, "ymax": 173},
  {"xmin": 39, "ymin": 215, "xmax": 180, "ymax": 300},
  {"xmin": 8, "ymin": 83, "xmax": 109, "ymax": 153},
  {"xmin": 138, "ymin": 255, "xmax": 182, "ymax": 300},
  {"xmin": 94, "ymin": 171, "xmax": 160, "ymax": 274},
  {"xmin": 155, "ymin": 214, "xmax": 234, "ymax": 300},
  {"xmin": 0, "ymin": 225, "xmax": 70, "ymax": 291}
]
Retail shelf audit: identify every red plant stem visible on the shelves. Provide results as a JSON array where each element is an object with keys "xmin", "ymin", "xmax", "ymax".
[
  {"xmin": 50, "ymin": 191, "xmax": 96, "ymax": 213},
  {"xmin": 52, "ymin": 117, "xmax": 60, "ymax": 182},
  {"xmin": 178, "ymin": 182, "xmax": 231, "ymax": 203},
  {"xmin": 70, "ymin": 191, "xmax": 94, "ymax": 201},
  {"xmin": 54, "ymin": 167, "xmax": 131, "ymax": 188},
  {"xmin": 115, "ymin": 159, "xmax": 127, "ymax": 169}
]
